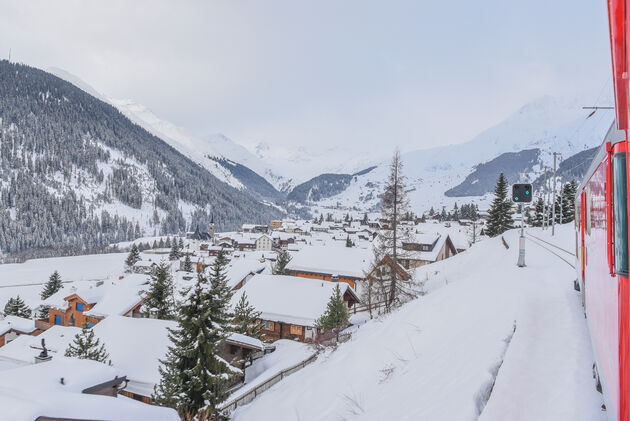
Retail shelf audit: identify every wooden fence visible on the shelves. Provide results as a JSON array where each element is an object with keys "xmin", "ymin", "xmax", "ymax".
[{"xmin": 219, "ymin": 352, "xmax": 319, "ymax": 413}]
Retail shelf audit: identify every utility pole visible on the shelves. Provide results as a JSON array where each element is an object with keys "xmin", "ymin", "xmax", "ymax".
[{"xmin": 552, "ymin": 152, "xmax": 558, "ymax": 236}]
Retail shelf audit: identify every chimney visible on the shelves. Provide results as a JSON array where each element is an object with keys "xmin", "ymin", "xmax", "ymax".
[{"xmin": 34, "ymin": 338, "xmax": 52, "ymax": 364}]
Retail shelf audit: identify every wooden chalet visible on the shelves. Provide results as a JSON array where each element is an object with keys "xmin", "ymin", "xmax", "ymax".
[
  {"xmin": 0, "ymin": 316, "xmax": 43, "ymax": 347},
  {"xmin": 231, "ymin": 274, "xmax": 360, "ymax": 343}
]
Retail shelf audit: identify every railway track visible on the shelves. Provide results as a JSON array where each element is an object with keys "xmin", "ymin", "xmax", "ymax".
[
  {"xmin": 524, "ymin": 232, "xmax": 575, "ymax": 269},
  {"xmin": 525, "ymin": 231, "xmax": 575, "ymax": 257}
]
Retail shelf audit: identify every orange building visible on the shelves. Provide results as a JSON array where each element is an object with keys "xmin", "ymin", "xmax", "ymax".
[{"xmin": 48, "ymin": 292, "xmax": 144, "ymax": 328}]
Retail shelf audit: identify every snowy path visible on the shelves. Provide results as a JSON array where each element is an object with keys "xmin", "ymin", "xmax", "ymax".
[
  {"xmin": 232, "ymin": 226, "xmax": 604, "ymax": 421},
  {"xmin": 480, "ymin": 230, "xmax": 603, "ymax": 420}
]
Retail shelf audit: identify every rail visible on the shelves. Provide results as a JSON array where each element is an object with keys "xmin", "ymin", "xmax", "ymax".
[
  {"xmin": 524, "ymin": 231, "xmax": 575, "ymax": 256},
  {"xmin": 525, "ymin": 234, "xmax": 575, "ymax": 269},
  {"xmin": 219, "ymin": 351, "xmax": 319, "ymax": 413}
]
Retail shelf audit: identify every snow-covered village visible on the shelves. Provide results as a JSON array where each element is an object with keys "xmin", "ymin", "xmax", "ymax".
[{"xmin": 0, "ymin": 1, "xmax": 629, "ymax": 421}]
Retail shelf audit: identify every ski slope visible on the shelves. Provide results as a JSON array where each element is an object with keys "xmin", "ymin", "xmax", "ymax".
[{"xmin": 232, "ymin": 224, "xmax": 603, "ymax": 421}]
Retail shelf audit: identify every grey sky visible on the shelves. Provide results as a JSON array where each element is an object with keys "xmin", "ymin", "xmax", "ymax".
[{"xmin": 0, "ymin": 0, "xmax": 612, "ymax": 155}]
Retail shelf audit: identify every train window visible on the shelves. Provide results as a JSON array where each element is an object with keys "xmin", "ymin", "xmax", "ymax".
[{"xmin": 613, "ymin": 152, "xmax": 629, "ymax": 275}]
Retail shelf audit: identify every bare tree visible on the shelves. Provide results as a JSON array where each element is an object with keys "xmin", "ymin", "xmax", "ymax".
[{"xmin": 373, "ymin": 150, "xmax": 414, "ymax": 311}]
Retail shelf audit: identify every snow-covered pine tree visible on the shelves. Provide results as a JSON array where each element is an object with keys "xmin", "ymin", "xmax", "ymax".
[
  {"xmin": 345, "ymin": 235, "xmax": 353, "ymax": 248},
  {"xmin": 315, "ymin": 284, "xmax": 350, "ymax": 342},
  {"xmin": 65, "ymin": 323, "xmax": 110, "ymax": 363},
  {"xmin": 178, "ymin": 237, "xmax": 184, "ymax": 251},
  {"xmin": 125, "ymin": 244, "xmax": 141, "ymax": 268},
  {"xmin": 233, "ymin": 292, "xmax": 264, "ymax": 339},
  {"xmin": 273, "ymin": 249, "xmax": 292, "ymax": 275},
  {"xmin": 374, "ymin": 149, "xmax": 414, "ymax": 311},
  {"xmin": 533, "ymin": 197, "xmax": 544, "ymax": 227},
  {"xmin": 361, "ymin": 212, "xmax": 369, "ymax": 225},
  {"xmin": 485, "ymin": 173, "xmax": 513, "ymax": 237},
  {"xmin": 41, "ymin": 271, "xmax": 62, "ymax": 300},
  {"xmin": 38, "ymin": 270, "xmax": 63, "ymax": 319},
  {"xmin": 144, "ymin": 262, "xmax": 175, "ymax": 320},
  {"xmin": 183, "ymin": 254, "xmax": 193, "ymax": 272},
  {"xmin": 153, "ymin": 250, "xmax": 235, "ymax": 418},
  {"xmin": 168, "ymin": 241, "xmax": 180, "ymax": 261},
  {"xmin": 3, "ymin": 296, "xmax": 32, "ymax": 318}
]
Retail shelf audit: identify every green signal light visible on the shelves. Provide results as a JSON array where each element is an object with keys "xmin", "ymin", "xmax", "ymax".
[
  {"xmin": 515, "ymin": 197, "xmax": 519, "ymax": 201},
  {"xmin": 525, "ymin": 190, "xmax": 530, "ymax": 195}
]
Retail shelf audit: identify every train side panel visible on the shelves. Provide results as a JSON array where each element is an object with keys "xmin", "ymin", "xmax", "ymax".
[{"xmin": 583, "ymin": 156, "xmax": 620, "ymax": 419}]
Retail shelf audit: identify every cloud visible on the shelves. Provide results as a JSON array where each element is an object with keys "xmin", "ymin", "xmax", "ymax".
[{"xmin": 0, "ymin": 0, "xmax": 613, "ymax": 156}]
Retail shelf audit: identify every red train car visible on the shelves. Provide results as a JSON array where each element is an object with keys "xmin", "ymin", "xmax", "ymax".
[{"xmin": 575, "ymin": 1, "xmax": 630, "ymax": 420}]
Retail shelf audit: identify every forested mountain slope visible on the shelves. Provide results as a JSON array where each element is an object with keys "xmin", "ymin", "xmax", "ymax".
[{"xmin": 0, "ymin": 60, "xmax": 282, "ymax": 259}]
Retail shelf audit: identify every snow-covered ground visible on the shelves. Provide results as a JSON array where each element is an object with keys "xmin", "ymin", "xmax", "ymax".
[{"xmin": 232, "ymin": 224, "xmax": 603, "ymax": 421}]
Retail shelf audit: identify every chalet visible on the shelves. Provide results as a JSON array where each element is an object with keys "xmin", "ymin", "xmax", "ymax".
[
  {"xmin": 0, "ymin": 357, "xmax": 178, "ymax": 421},
  {"xmin": 271, "ymin": 232, "xmax": 296, "ymax": 248},
  {"xmin": 46, "ymin": 284, "xmax": 145, "ymax": 328},
  {"xmin": 242, "ymin": 224, "xmax": 268, "ymax": 234},
  {"xmin": 285, "ymin": 246, "xmax": 372, "ymax": 289},
  {"xmin": 0, "ymin": 316, "xmax": 42, "ymax": 347},
  {"xmin": 235, "ymin": 238, "xmax": 256, "ymax": 251},
  {"xmin": 226, "ymin": 260, "xmax": 266, "ymax": 290},
  {"xmin": 398, "ymin": 233, "xmax": 458, "ymax": 269},
  {"xmin": 89, "ymin": 316, "xmax": 265, "ymax": 404},
  {"xmin": 132, "ymin": 260, "xmax": 157, "ymax": 275},
  {"xmin": 231, "ymin": 274, "xmax": 360, "ymax": 343}
]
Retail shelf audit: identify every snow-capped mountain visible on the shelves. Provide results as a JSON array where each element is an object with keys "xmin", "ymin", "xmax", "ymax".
[
  {"xmin": 0, "ymin": 61, "xmax": 282, "ymax": 258},
  {"xmin": 305, "ymin": 96, "xmax": 614, "ymax": 213}
]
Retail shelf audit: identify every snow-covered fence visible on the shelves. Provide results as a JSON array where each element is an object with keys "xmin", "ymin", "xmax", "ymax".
[{"xmin": 219, "ymin": 352, "xmax": 318, "ymax": 413}]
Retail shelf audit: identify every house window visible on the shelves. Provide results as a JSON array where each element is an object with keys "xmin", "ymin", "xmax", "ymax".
[
  {"xmin": 230, "ymin": 345, "xmax": 238, "ymax": 354},
  {"xmin": 264, "ymin": 320, "xmax": 275, "ymax": 331},
  {"xmin": 76, "ymin": 302, "xmax": 84, "ymax": 312},
  {"xmin": 69, "ymin": 314, "xmax": 75, "ymax": 327},
  {"xmin": 54, "ymin": 315, "xmax": 62, "ymax": 325},
  {"xmin": 87, "ymin": 322, "xmax": 95, "ymax": 328},
  {"xmin": 613, "ymin": 152, "xmax": 629, "ymax": 275},
  {"xmin": 290, "ymin": 325, "xmax": 303, "ymax": 335}
]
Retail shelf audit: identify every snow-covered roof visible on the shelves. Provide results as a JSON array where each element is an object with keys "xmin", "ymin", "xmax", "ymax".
[
  {"xmin": 92, "ymin": 316, "xmax": 175, "ymax": 388},
  {"xmin": 0, "ymin": 357, "xmax": 178, "ymax": 421},
  {"xmin": 0, "ymin": 316, "xmax": 36, "ymax": 336},
  {"xmin": 83, "ymin": 285, "xmax": 146, "ymax": 318},
  {"xmin": 406, "ymin": 234, "xmax": 455, "ymax": 263},
  {"xmin": 226, "ymin": 260, "xmax": 267, "ymax": 289},
  {"xmin": 91, "ymin": 316, "xmax": 251, "ymax": 397},
  {"xmin": 227, "ymin": 332, "xmax": 265, "ymax": 351},
  {"xmin": 0, "ymin": 325, "xmax": 81, "ymax": 362},
  {"xmin": 285, "ymin": 246, "xmax": 372, "ymax": 279},
  {"xmin": 231, "ymin": 274, "xmax": 360, "ymax": 327}
]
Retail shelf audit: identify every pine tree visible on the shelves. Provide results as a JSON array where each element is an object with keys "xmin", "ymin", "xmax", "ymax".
[
  {"xmin": 144, "ymin": 262, "xmax": 175, "ymax": 320},
  {"xmin": 485, "ymin": 173, "xmax": 513, "ymax": 237},
  {"xmin": 169, "ymin": 241, "xmax": 180, "ymax": 261},
  {"xmin": 65, "ymin": 323, "xmax": 110, "ymax": 363},
  {"xmin": 273, "ymin": 249, "xmax": 292, "ymax": 275},
  {"xmin": 125, "ymin": 244, "xmax": 141, "ymax": 268},
  {"xmin": 314, "ymin": 284, "xmax": 350, "ymax": 342},
  {"xmin": 345, "ymin": 235, "xmax": 353, "ymax": 248},
  {"xmin": 233, "ymin": 292, "xmax": 264, "ymax": 339},
  {"xmin": 3, "ymin": 296, "xmax": 32, "ymax": 318},
  {"xmin": 374, "ymin": 149, "xmax": 414, "ymax": 311},
  {"xmin": 361, "ymin": 212, "xmax": 368, "ymax": 225},
  {"xmin": 153, "ymin": 250, "xmax": 234, "ymax": 417},
  {"xmin": 533, "ymin": 197, "xmax": 544, "ymax": 227},
  {"xmin": 178, "ymin": 237, "xmax": 184, "ymax": 251},
  {"xmin": 183, "ymin": 254, "xmax": 193, "ymax": 272},
  {"xmin": 41, "ymin": 271, "xmax": 62, "ymax": 300},
  {"xmin": 39, "ymin": 270, "xmax": 63, "ymax": 319}
]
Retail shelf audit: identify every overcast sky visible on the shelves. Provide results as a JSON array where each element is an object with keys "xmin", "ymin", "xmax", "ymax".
[{"xmin": 0, "ymin": 0, "xmax": 613, "ymax": 155}]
